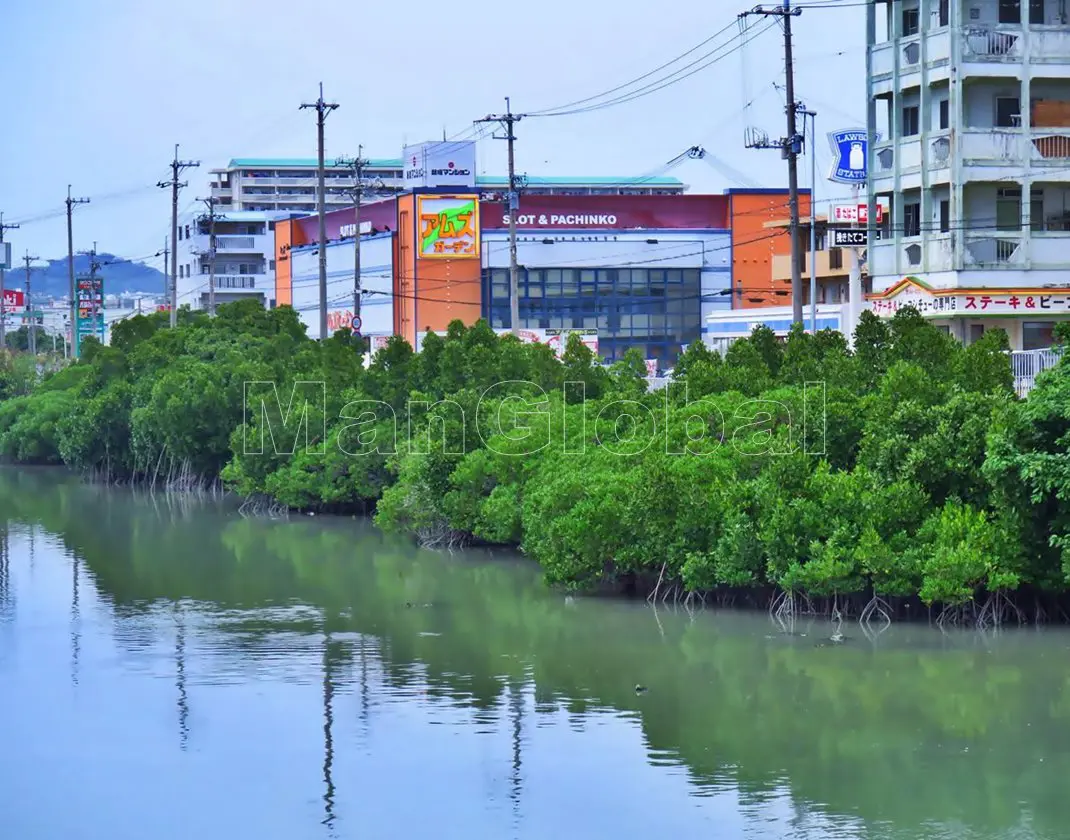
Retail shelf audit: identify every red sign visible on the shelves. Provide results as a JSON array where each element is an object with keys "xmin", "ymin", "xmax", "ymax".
[
  {"xmin": 831, "ymin": 203, "xmax": 884, "ymax": 224},
  {"xmin": 2, "ymin": 289, "xmax": 24, "ymax": 311},
  {"xmin": 290, "ymin": 198, "xmax": 399, "ymax": 247},
  {"xmin": 479, "ymin": 194, "xmax": 729, "ymax": 231}
]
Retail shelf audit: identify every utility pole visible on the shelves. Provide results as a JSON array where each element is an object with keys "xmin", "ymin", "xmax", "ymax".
[
  {"xmin": 798, "ymin": 104, "xmax": 818, "ymax": 334},
  {"xmin": 0, "ymin": 213, "xmax": 20, "ymax": 350},
  {"xmin": 78, "ymin": 244, "xmax": 103, "ymax": 347},
  {"xmin": 155, "ymin": 237, "xmax": 170, "ymax": 312},
  {"xmin": 478, "ymin": 98, "xmax": 524, "ymax": 336},
  {"xmin": 741, "ymin": 1, "xmax": 804, "ymax": 327},
  {"xmin": 198, "ymin": 197, "xmax": 219, "ymax": 316},
  {"xmin": 336, "ymin": 147, "xmax": 366, "ymax": 324},
  {"xmin": 66, "ymin": 186, "xmax": 90, "ymax": 358},
  {"xmin": 300, "ymin": 83, "xmax": 339, "ymax": 340},
  {"xmin": 23, "ymin": 252, "xmax": 39, "ymax": 355},
  {"xmin": 158, "ymin": 146, "xmax": 199, "ymax": 329}
]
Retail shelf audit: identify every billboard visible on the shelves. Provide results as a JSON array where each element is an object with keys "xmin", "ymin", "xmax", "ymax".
[
  {"xmin": 830, "ymin": 202, "xmax": 885, "ymax": 224},
  {"xmin": 495, "ymin": 327, "xmax": 599, "ymax": 357},
  {"xmin": 480, "ymin": 194, "xmax": 730, "ymax": 230},
  {"xmin": 827, "ymin": 128, "xmax": 870, "ymax": 184},
  {"xmin": 1, "ymin": 288, "xmax": 25, "ymax": 312},
  {"xmin": 76, "ymin": 275, "xmax": 105, "ymax": 346},
  {"xmin": 417, "ymin": 195, "xmax": 480, "ymax": 259},
  {"xmin": 403, "ymin": 141, "xmax": 476, "ymax": 189}
]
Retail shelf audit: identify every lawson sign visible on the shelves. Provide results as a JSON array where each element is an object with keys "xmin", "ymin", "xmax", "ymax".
[{"xmin": 827, "ymin": 128, "xmax": 873, "ymax": 185}]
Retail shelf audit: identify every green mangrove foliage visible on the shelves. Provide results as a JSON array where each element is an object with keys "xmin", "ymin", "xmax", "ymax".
[{"xmin": 0, "ymin": 298, "xmax": 1068, "ymax": 620}]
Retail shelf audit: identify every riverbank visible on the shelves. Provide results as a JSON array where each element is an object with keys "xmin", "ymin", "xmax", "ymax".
[
  {"xmin": 1, "ymin": 300, "xmax": 1069, "ymax": 626},
  {"xmin": 6, "ymin": 467, "xmax": 1070, "ymax": 840}
]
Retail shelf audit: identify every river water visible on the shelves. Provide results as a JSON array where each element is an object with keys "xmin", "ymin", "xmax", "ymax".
[{"xmin": 2, "ymin": 468, "xmax": 1070, "ymax": 839}]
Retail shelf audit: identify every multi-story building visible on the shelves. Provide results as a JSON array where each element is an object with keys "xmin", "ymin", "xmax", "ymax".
[
  {"xmin": 209, "ymin": 158, "xmax": 686, "ymax": 214},
  {"xmin": 866, "ymin": 0, "xmax": 1070, "ymax": 350},
  {"xmin": 175, "ymin": 210, "xmax": 297, "ymax": 310}
]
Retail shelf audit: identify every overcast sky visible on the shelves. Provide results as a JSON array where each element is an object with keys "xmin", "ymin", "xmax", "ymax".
[{"xmin": 0, "ymin": 0, "xmax": 866, "ymax": 268}]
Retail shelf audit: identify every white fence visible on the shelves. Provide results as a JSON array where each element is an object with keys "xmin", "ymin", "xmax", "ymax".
[{"xmin": 1010, "ymin": 349, "xmax": 1062, "ymax": 397}]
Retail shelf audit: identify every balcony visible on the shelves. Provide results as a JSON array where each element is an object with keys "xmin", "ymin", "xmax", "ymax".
[
  {"xmin": 214, "ymin": 275, "xmax": 258, "ymax": 290},
  {"xmin": 962, "ymin": 25, "xmax": 1070, "ymax": 65},
  {"xmin": 964, "ymin": 233, "xmax": 1024, "ymax": 267},
  {"xmin": 214, "ymin": 236, "xmax": 255, "ymax": 250},
  {"xmin": 959, "ymin": 128, "xmax": 1070, "ymax": 168},
  {"xmin": 771, "ymin": 249, "xmax": 851, "ymax": 282}
]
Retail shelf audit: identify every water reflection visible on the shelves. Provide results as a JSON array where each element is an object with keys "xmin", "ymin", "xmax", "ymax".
[{"xmin": 1, "ymin": 468, "xmax": 1070, "ymax": 839}]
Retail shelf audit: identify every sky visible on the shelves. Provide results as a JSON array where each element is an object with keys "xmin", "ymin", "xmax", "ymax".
[{"xmin": 0, "ymin": 0, "xmax": 867, "ymax": 269}]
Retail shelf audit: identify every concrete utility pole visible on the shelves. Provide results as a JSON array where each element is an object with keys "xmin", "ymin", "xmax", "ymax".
[
  {"xmin": 336, "ymin": 148, "xmax": 366, "ymax": 324},
  {"xmin": 78, "ymin": 244, "xmax": 104, "ymax": 346},
  {"xmin": 741, "ymin": 1, "xmax": 805, "ymax": 327},
  {"xmin": 66, "ymin": 186, "xmax": 90, "ymax": 358},
  {"xmin": 0, "ymin": 213, "xmax": 20, "ymax": 349},
  {"xmin": 798, "ymin": 103, "xmax": 818, "ymax": 333},
  {"xmin": 198, "ymin": 197, "xmax": 219, "ymax": 316},
  {"xmin": 158, "ymin": 146, "xmax": 199, "ymax": 328},
  {"xmin": 300, "ymin": 83, "xmax": 339, "ymax": 340},
  {"xmin": 155, "ymin": 237, "xmax": 170, "ymax": 311},
  {"xmin": 478, "ymin": 98, "xmax": 525, "ymax": 336},
  {"xmin": 23, "ymin": 252, "xmax": 39, "ymax": 355}
]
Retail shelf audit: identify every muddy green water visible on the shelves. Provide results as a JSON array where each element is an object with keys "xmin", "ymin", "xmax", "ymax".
[{"xmin": 1, "ymin": 468, "xmax": 1069, "ymax": 839}]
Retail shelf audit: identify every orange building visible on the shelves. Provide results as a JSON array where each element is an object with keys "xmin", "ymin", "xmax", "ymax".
[{"xmin": 726, "ymin": 188, "xmax": 811, "ymax": 309}]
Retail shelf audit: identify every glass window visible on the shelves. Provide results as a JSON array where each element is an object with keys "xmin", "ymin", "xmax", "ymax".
[
  {"xmin": 1023, "ymin": 321, "xmax": 1056, "ymax": 350},
  {"xmin": 902, "ymin": 105, "xmax": 920, "ymax": 137},
  {"xmin": 938, "ymin": 0, "xmax": 949, "ymax": 26},
  {"xmin": 996, "ymin": 97, "xmax": 1021, "ymax": 127},
  {"xmin": 999, "ymin": 0, "xmax": 1021, "ymax": 23},
  {"xmin": 902, "ymin": 6, "xmax": 920, "ymax": 35},
  {"xmin": 939, "ymin": 99, "xmax": 949, "ymax": 129},
  {"xmin": 1031, "ymin": 0, "xmax": 1045, "ymax": 24},
  {"xmin": 561, "ymin": 270, "xmax": 578, "ymax": 296},
  {"xmin": 904, "ymin": 202, "xmax": 922, "ymax": 237},
  {"xmin": 970, "ymin": 324, "xmax": 985, "ymax": 344},
  {"xmin": 940, "ymin": 200, "xmax": 951, "ymax": 232},
  {"xmin": 996, "ymin": 188, "xmax": 1022, "ymax": 230}
]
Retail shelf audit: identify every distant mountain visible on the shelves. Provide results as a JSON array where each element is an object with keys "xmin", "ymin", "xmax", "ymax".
[{"xmin": 1, "ymin": 253, "xmax": 166, "ymax": 299}]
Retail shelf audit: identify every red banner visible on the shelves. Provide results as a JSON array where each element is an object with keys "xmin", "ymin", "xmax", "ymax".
[
  {"xmin": 479, "ymin": 194, "xmax": 729, "ymax": 231},
  {"xmin": 2, "ymin": 289, "xmax": 24, "ymax": 310}
]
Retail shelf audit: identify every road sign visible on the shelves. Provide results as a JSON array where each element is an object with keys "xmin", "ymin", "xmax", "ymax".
[
  {"xmin": 831, "ymin": 229, "xmax": 869, "ymax": 247},
  {"xmin": 350, "ymin": 314, "xmax": 362, "ymax": 333}
]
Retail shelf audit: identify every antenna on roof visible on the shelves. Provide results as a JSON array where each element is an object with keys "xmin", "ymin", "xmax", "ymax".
[{"xmin": 443, "ymin": 126, "xmax": 447, "ymax": 142}]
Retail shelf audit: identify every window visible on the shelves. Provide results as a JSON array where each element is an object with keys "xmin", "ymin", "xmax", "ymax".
[
  {"xmin": 902, "ymin": 6, "xmax": 920, "ymax": 34},
  {"xmin": 269, "ymin": 259, "xmax": 276, "ymax": 271},
  {"xmin": 999, "ymin": 0, "xmax": 1021, "ymax": 23},
  {"xmin": 1030, "ymin": 189, "xmax": 1045, "ymax": 231},
  {"xmin": 970, "ymin": 324, "xmax": 985, "ymax": 344},
  {"xmin": 939, "ymin": 199, "xmax": 951, "ymax": 232},
  {"xmin": 829, "ymin": 248, "xmax": 843, "ymax": 270},
  {"xmin": 996, "ymin": 97, "xmax": 1021, "ymax": 127},
  {"xmin": 938, "ymin": 0, "xmax": 949, "ymax": 26},
  {"xmin": 904, "ymin": 202, "xmax": 922, "ymax": 237},
  {"xmin": 185, "ymin": 225, "xmax": 191, "ymax": 239},
  {"xmin": 1030, "ymin": 0, "xmax": 1045, "ymax": 24},
  {"xmin": 939, "ymin": 98, "xmax": 949, "ymax": 129},
  {"xmin": 902, "ymin": 105, "xmax": 920, "ymax": 136},
  {"xmin": 996, "ymin": 188, "xmax": 1022, "ymax": 230},
  {"xmin": 1023, "ymin": 322, "xmax": 1056, "ymax": 350}
]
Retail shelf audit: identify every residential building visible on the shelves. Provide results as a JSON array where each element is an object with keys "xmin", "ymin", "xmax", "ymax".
[
  {"xmin": 210, "ymin": 159, "xmax": 687, "ymax": 214},
  {"xmin": 866, "ymin": 0, "xmax": 1070, "ymax": 349},
  {"xmin": 175, "ymin": 210, "xmax": 297, "ymax": 310}
]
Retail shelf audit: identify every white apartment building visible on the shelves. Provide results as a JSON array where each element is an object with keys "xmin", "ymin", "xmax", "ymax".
[
  {"xmin": 867, "ymin": 0, "xmax": 1070, "ymax": 350},
  {"xmin": 209, "ymin": 157, "xmax": 686, "ymax": 214},
  {"xmin": 175, "ymin": 210, "xmax": 294, "ymax": 310}
]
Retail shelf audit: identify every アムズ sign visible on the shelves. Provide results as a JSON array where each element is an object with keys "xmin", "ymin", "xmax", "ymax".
[{"xmin": 417, "ymin": 195, "xmax": 480, "ymax": 259}]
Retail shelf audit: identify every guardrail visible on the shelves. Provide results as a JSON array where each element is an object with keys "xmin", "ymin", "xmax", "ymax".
[{"xmin": 1010, "ymin": 348, "xmax": 1062, "ymax": 397}]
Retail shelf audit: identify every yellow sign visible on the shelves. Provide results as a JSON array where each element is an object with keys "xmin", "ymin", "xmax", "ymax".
[{"xmin": 417, "ymin": 195, "xmax": 480, "ymax": 259}]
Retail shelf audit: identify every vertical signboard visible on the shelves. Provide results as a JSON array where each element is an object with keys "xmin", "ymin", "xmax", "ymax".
[
  {"xmin": 76, "ymin": 274, "xmax": 105, "ymax": 347},
  {"xmin": 827, "ymin": 128, "xmax": 871, "ymax": 185},
  {"xmin": 1, "ymin": 289, "xmax": 25, "ymax": 312},
  {"xmin": 416, "ymin": 195, "xmax": 480, "ymax": 259}
]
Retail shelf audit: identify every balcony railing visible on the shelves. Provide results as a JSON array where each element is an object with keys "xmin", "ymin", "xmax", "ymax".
[
  {"xmin": 1011, "ymin": 348, "xmax": 1062, "ymax": 398},
  {"xmin": 214, "ymin": 275, "xmax": 258, "ymax": 289},
  {"xmin": 964, "ymin": 234, "xmax": 1022, "ymax": 267},
  {"xmin": 962, "ymin": 25, "xmax": 1070, "ymax": 63},
  {"xmin": 214, "ymin": 236, "xmax": 255, "ymax": 250}
]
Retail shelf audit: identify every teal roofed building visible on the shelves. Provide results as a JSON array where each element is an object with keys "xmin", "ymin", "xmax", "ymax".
[{"xmin": 208, "ymin": 156, "xmax": 686, "ymax": 212}]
